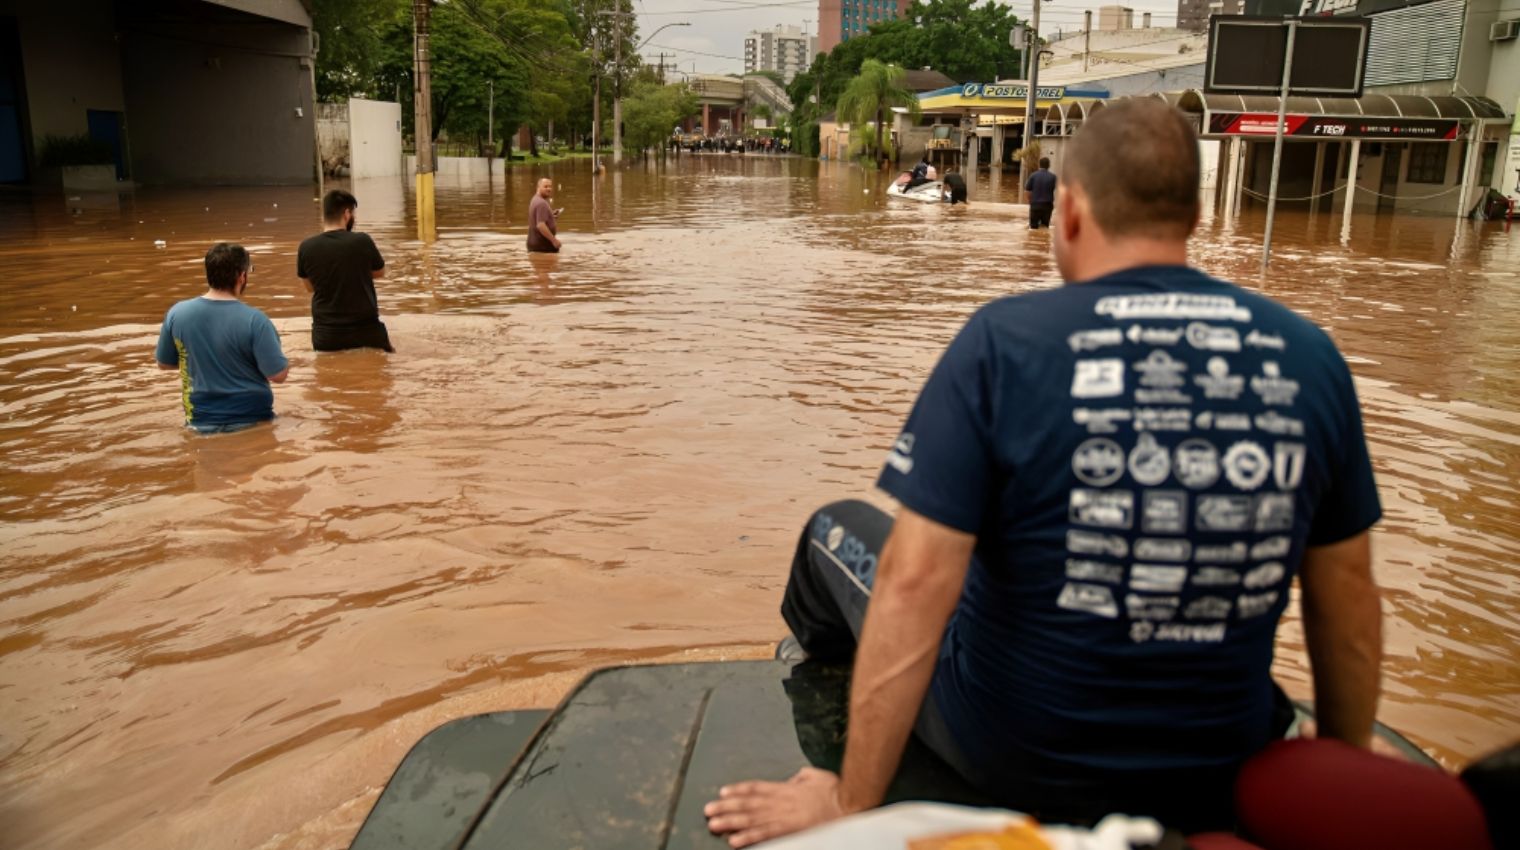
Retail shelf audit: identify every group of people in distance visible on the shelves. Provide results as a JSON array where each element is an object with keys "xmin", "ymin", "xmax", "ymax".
[{"xmin": 154, "ymin": 190, "xmax": 389, "ymax": 433}]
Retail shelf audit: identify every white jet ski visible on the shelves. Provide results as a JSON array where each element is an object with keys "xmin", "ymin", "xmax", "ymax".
[{"xmin": 886, "ymin": 179, "xmax": 945, "ymax": 203}]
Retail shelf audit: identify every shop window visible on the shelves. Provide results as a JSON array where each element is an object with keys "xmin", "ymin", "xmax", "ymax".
[{"xmin": 1406, "ymin": 143, "xmax": 1448, "ymax": 184}]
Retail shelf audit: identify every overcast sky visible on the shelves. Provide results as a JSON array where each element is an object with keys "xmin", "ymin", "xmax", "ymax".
[{"xmin": 632, "ymin": 0, "xmax": 1187, "ymax": 76}]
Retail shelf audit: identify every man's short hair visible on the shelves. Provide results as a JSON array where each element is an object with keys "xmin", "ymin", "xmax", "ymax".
[
  {"xmin": 322, "ymin": 189, "xmax": 358, "ymax": 223},
  {"xmin": 1039, "ymin": 156, "xmax": 1050, "ymax": 169},
  {"xmin": 205, "ymin": 243, "xmax": 250, "ymax": 291},
  {"xmin": 1064, "ymin": 99, "xmax": 1199, "ymax": 240}
]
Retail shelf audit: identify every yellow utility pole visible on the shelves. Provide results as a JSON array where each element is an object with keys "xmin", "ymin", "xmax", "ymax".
[{"xmin": 413, "ymin": 0, "xmax": 437, "ymax": 241}]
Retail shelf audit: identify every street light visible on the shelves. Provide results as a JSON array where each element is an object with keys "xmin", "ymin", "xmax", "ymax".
[{"xmin": 597, "ymin": 13, "xmax": 690, "ymax": 164}]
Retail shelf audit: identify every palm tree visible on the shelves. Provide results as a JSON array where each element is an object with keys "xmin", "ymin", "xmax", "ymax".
[{"xmin": 835, "ymin": 59, "xmax": 920, "ymax": 166}]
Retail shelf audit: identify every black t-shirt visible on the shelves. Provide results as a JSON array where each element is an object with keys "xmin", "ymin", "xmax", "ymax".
[
  {"xmin": 1026, "ymin": 169, "xmax": 1058, "ymax": 206},
  {"xmin": 297, "ymin": 230, "xmax": 385, "ymax": 328},
  {"xmin": 944, "ymin": 173, "xmax": 968, "ymax": 193}
]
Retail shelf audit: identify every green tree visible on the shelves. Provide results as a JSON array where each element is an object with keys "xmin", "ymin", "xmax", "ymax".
[
  {"xmin": 311, "ymin": 0, "xmax": 407, "ymax": 101},
  {"xmin": 835, "ymin": 59, "xmax": 920, "ymax": 165},
  {"xmin": 786, "ymin": 0, "xmax": 1029, "ymax": 132},
  {"xmin": 620, "ymin": 81, "xmax": 697, "ymax": 157}
]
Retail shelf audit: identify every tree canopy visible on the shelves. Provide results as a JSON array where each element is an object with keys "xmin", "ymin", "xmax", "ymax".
[
  {"xmin": 311, "ymin": 0, "xmax": 644, "ymax": 153},
  {"xmin": 787, "ymin": 0, "xmax": 1029, "ymax": 130},
  {"xmin": 835, "ymin": 59, "xmax": 920, "ymax": 163}
]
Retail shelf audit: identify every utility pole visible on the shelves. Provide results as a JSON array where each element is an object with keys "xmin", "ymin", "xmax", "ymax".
[
  {"xmin": 613, "ymin": 12, "xmax": 623, "ymax": 164},
  {"xmin": 1022, "ymin": 0, "xmax": 1041, "ymax": 159},
  {"xmin": 413, "ymin": 0, "xmax": 435, "ymax": 241},
  {"xmin": 1083, "ymin": 10, "xmax": 1091, "ymax": 73},
  {"xmin": 592, "ymin": 19, "xmax": 602, "ymax": 170}
]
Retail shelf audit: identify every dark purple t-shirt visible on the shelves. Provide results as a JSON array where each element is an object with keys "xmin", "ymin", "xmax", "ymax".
[{"xmin": 527, "ymin": 195, "xmax": 557, "ymax": 252}]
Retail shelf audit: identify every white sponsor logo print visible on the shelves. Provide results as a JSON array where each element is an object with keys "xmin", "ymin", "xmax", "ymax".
[
  {"xmin": 1197, "ymin": 494, "xmax": 1253, "ymax": 532},
  {"xmin": 1153, "ymin": 622, "xmax": 1228, "ymax": 643},
  {"xmin": 1127, "ymin": 593, "xmax": 1180, "ymax": 620},
  {"xmin": 1135, "ymin": 538, "xmax": 1192, "ymax": 562},
  {"xmin": 1126, "ymin": 324, "xmax": 1185, "ymax": 345},
  {"xmin": 1245, "ymin": 329, "xmax": 1286, "ymax": 351},
  {"xmin": 1128, "ymin": 433, "xmax": 1172, "ymax": 486},
  {"xmin": 827, "ymin": 525, "xmax": 846, "ymax": 551},
  {"xmin": 1173, "ymin": 438, "xmax": 1221, "ymax": 489},
  {"xmin": 1131, "ymin": 564, "xmax": 1189, "ymax": 592},
  {"xmin": 1186, "ymin": 595, "xmax": 1234, "ymax": 619},
  {"xmin": 1070, "ymin": 488, "xmax": 1135, "ymax": 530},
  {"xmin": 1251, "ymin": 536, "xmax": 1291, "ymax": 560},
  {"xmin": 1141, "ymin": 490, "xmax": 1188, "ymax": 534},
  {"xmin": 1058, "ymin": 582, "xmax": 1119, "ymax": 618},
  {"xmin": 1067, "ymin": 559, "xmax": 1125, "ymax": 583},
  {"xmin": 1251, "ymin": 361, "xmax": 1301, "ymax": 406},
  {"xmin": 1067, "ymin": 529, "xmax": 1129, "ymax": 558},
  {"xmin": 1243, "ymin": 561, "xmax": 1286, "ymax": 589},
  {"xmin": 1237, "ymin": 591, "xmax": 1281, "ymax": 619},
  {"xmin": 1134, "ymin": 350, "xmax": 1188, "ymax": 388},
  {"xmin": 886, "ymin": 433, "xmax": 916, "ymax": 473},
  {"xmin": 1069, "ymin": 328, "xmax": 1124, "ymax": 352},
  {"xmin": 1254, "ymin": 493, "xmax": 1295, "ymax": 532},
  {"xmin": 1072, "ymin": 438, "xmax": 1125, "ymax": 487},
  {"xmin": 1254, "ymin": 412, "xmax": 1305, "ymax": 436},
  {"xmin": 1195, "ymin": 542, "xmax": 1248, "ymax": 564},
  {"xmin": 1136, "ymin": 388, "xmax": 1193, "ymax": 404},
  {"xmin": 1134, "ymin": 408, "xmax": 1192, "ymax": 432},
  {"xmin": 1073, "ymin": 358, "xmax": 1125, "ymax": 399},
  {"xmin": 1274, "ymin": 442, "xmax": 1306, "ymax": 490},
  {"xmin": 1196, "ymin": 411, "xmax": 1252, "ymax": 431},
  {"xmin": 1095, "ymin": 294, "xmax": 1252, "ymax": 322},
  {"xmin": 1186, "ymin": 322, "xmax": 1242, "ymax": 353},
  {"xmin": 1074, "ymin": 407, "xmax": 1132, "ymax": 434},
  {"xmin": 1194, "ymin": 566, "xmax": 1243, "ymax": 586},
  {"xmin": 1223, "ymin": 441, "xmax": 1271, "ymax": 491},
  {"xmin": 1194, "ymin": 357, "xmax": 1245, "ymax": 400}
]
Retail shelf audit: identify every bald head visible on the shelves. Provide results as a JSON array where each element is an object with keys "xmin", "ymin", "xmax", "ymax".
[
  {"xmin": 1064, "ymin": 99, "xmax": 1200, "ymax": 241},
  {"xmin": 536, "ymin": 178, "xmax": 554, "ymax": 200}
]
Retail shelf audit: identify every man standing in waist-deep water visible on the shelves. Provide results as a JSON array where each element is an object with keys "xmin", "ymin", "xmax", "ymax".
[
  {"xmin": 1026, "ymin": 156, "xmax": 1058, "ymax": 230},
  {"xmin": 156, "ymin": 243, "xmax": 290, "ymax": 433},
  {"xmin": 298, "ymin": 189, "xmax": 393, "ymax": 353},
  {"xmin": 527, "ymin": 178, "xmax": 562, "ymax": 253}
]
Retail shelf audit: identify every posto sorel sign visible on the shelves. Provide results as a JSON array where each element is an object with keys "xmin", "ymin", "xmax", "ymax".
[{"xmin": 962, "ymin": 83, "xmax": 1066, "ymax": 100}]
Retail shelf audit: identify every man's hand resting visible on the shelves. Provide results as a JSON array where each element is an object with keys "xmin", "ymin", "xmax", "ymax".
[{"xmin": 704, "ymin": 767, "xmax": 848, "ymax": 848}]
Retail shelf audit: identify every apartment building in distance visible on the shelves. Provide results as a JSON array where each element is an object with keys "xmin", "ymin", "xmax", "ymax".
[
  {"xmin": 1177, "ymin": 0, "xmax": 1248, "ymax": 31},
  {"xmin": 818, "ymin": 0, "xmax": 913, "ymax": 54},
  {"xmin": 743, "ymin": 25, "xmax": 819, "ymax": 83}
]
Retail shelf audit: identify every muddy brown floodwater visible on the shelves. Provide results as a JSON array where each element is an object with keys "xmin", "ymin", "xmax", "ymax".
[{"xmin": 1, "ymin": 156, "xmax": 1517, "ymax": 850}]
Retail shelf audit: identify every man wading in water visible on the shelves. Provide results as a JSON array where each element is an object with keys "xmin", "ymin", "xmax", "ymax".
[
  {"xmin": 527, "ymin": 178, "xmax": 562, "ymax": 253},
  {"xmin": 298, "ymin": 189, "xmax": 394, "ymax": 353},
  {"xmin": 706, "ymin": 99, "xmax": 1385, "ymax": 846},
  {"xmin": 156, "ymin": 243, "xmax": 289, "ymax": 433}
]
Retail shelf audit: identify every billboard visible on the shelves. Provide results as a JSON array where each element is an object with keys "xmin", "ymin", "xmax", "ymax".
[
  {"xmin": 1208, "ymin": 113, "xmax": 1464, "ymax": 140},
  {"xmin": 1205, "ymin": 16, "xmax": 1371, "ymax": 96}
]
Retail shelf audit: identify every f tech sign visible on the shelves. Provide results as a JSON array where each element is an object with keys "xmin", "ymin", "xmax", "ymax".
[{"xmin": 1208, "ymin": 113, "xmax": 1462, "ymax": 140}]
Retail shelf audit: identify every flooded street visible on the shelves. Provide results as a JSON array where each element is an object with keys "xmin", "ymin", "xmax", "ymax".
[{"xmin": 1, "ymin": 156, "xmax": 1517, "ymax": 850}]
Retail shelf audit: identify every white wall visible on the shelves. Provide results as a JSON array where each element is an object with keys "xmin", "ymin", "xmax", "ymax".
[{"xmin": 349, "ymin": 98, "xmax": 402, "ymax": 179}]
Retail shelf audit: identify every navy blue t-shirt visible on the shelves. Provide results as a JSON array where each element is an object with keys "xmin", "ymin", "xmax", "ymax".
[
  {"xmin": 877, "ymin": 265, "xmax": 1380, "ymax": 788},
  {"xmin": 1025, "ymin": 169, "xmax": 1057, "ymax": 206}
]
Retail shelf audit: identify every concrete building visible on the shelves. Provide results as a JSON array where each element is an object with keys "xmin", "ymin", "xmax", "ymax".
[
  {"xmin": 0, "ymin": 0, "xmax": 317, "ymax": 187},
  {"xmin": 743, "ymin": 25, "xmax": 818, "ymax": 83},
  {"xmin": 1178, "ymin": 0, "xmax": 1247, "ymax": 32},
  {"xmin": 1099, "ymin": 5, "xmax": 1136, "ymax": 31},
  {"xmin": 818, "ymin": 0, "xmax": 913, "ymax": 54}
]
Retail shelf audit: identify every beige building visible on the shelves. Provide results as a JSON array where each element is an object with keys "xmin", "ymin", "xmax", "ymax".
[{"xmin": 744, "ymin": 25, "xmax": 818, "ymax": 83}]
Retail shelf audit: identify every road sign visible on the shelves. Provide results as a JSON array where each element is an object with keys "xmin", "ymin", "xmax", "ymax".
[{"xmin": 1205, "ymin": 16, "xmax": 1370, "ymax": 97}]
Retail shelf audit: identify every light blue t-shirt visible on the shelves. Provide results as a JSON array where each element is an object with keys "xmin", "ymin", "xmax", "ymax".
[{"xmin": 155, "ymin": 297, "xmax": 288, "ymax": 427}]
